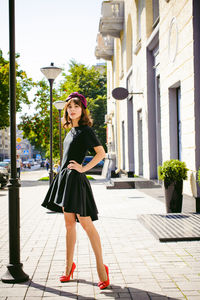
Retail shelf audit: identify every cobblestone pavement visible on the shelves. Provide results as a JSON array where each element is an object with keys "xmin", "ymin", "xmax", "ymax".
[{"xmin": 0, "ymin": 170, "xmax": 200, "ymax": 300}]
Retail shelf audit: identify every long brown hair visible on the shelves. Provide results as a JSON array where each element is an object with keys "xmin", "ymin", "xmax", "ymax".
[{"xmin": 63, "ymin": 97, "xmax": 93, "ymax": 129}]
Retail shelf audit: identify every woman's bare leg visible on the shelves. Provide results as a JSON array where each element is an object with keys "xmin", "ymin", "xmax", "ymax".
[
  {"xmin": 63, "ymin": 210, "xmax": 77, "ymax": 275},
  {"xmin": 77, "ymin": 214, "xmax": 107, "ymax": 282}
]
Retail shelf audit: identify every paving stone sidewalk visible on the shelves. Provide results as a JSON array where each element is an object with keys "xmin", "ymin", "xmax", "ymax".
[{"xmin": 0, "ymin": 170, "xmax": 200, "ymax": 300}]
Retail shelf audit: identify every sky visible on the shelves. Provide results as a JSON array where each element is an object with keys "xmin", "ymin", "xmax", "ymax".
[
  {"xmin": 0, "ymin": 0, "xmax": 103, "ymax": 82},
  {"xmin": 0, "ymin": 0, "xmax": 104, "ymax": 122}
]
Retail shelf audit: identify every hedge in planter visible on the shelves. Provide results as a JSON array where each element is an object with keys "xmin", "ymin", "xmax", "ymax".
[{"xmin": 158, "ymin": 159, "xmax": 188, "ymax": 213}]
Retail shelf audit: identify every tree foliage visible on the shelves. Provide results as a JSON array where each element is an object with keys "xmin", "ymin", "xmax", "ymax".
[
  {"xmin": 19, "ymin": 80, "xmax": 64, "ymax": 159},
  {"xmin": 60, "ymin": 60, "xmax": 106, "ymax": 99},
  {"xmin": 60, "ymin": 60, "xmax": 107, "ymax": 150},
  {"xmin": 0, "ymin": 49, "xmax": 33, "ymax": 129},
  {"xmin": 19, "ymin": 60, "xmax": 107, "ymax": 159}
]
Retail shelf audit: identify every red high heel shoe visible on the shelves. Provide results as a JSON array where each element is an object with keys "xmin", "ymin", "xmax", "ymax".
[
  {"xmin": 98, "ymin": 265, "xmax": 110, "ymax": 290},
  {"xmin": 97, "ymin": 264, "xmax": 108, "ymax": 286},
  {"xmin": 60, "ymin": 262, "xmax": 76, "ymax": 282}
]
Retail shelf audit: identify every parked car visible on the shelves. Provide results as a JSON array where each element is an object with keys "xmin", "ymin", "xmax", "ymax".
[
  {"xmin": 0, "ymin": 166, "xmax": 9, "ymax": 188},
  {"xmin": 28, "ymin": 159, "xmax": 35, "ymax": 166},
  {"xmin": 83, "ymin": 156, "xmax": 104, "ymax": 167},
  {"xmin": 3, "ymin": 158, "xmax": 10, "ymax": 163},
  {"xmin": 82, "ymin": 156, "xmax": 104, "ymax": 174},
  {"xmin": 0, "ymin": 161, "xmax": 11, "ymax": 173},
  {"xmin": 22, "ymin": 161, "xmax": 31, "ymax": 168}
]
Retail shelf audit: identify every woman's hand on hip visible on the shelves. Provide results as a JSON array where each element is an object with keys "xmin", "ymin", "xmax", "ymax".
[{"xmin": 67, "ymin": 160, "xmax": 84, "ymax": 173}]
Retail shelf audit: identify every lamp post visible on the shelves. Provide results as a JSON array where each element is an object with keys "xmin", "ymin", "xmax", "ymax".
[
  {"xmin": 40, "ymin": 63, "xmax": 62, "ymax": 185},
  {"xmin": 1, "ymin": 0, "xmax": 29, "ymax": 283},
  {"xmin": 53, "ymin": 101, "xmax": 65, "ymax": 165}
]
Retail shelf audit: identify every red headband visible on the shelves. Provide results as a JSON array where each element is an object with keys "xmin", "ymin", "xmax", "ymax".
[{"xmin": 66, "ymin": 92, "xmax": 87, "ymax": 108}]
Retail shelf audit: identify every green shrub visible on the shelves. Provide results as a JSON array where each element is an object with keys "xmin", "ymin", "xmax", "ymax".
[
  {"xmin": 86, "ymin": 175, "xmax": 95, "ymax": 180},
  {"xmin": 38, "ymin": 176, "xmax": 49, "ymax": 181},
  {"xmin": 158, "ymin": 159, "xmax": 188, "ymax": 187},
  {"xmin": 38, "ymin": 175, "xmax": 95, "ymax": 181}
]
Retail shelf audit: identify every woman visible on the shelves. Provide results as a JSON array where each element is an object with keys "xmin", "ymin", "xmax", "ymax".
[{"xmin": 41, "ymin": 92, "xmax": 109, "ymax": 290}]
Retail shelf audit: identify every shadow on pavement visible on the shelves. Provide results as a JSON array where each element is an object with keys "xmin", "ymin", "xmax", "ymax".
[
  {"xmin": 18, "ymin": 279, "xmax": 180, "ymax": 300},
  {"xmin": 90, "ymin": 178, "xmax": 109, "ymax": 185},
  {"xmin": 20, "ymin": 180, "xmax": 49, "ymax": 187}
]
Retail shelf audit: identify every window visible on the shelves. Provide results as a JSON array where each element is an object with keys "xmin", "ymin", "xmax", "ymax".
[
  {"xmin": 152, "ymin": 0, "xmax": 159, "ymax": 29},
  {"xmin": 126, "ymin": 15, "xmax": 132, "ymax": 71},
  {"xmin": 137, "ymin": 0, "xmax": 142, "ymax": 41},
  {"xmin": 120, "ymin": 35, "xmax": 124, "ymax": 78}
]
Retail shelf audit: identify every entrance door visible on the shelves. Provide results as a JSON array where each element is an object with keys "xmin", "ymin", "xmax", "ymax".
[
  {"xmin": 155, "ymin": 75, "xmax": 162, "ymax": 169},
  {"xmin": 122, "ymin": 121, "xmax": 125, "ymax": 170},
  {"xmin": 153, "ymin": 48, "xmax": 162, "ymax": 177},
  {"xmin": 177, "ymin": 87, "xmax": 182, "ymax": 160},
  {"xmin": 146, "ymin": 42, "xmax": 161, "ymax": 179},
  {"xmin": 127, "ymin": 70, "xmax": 135, "ymax": 175},
  {"xmin": 169, "ymin": 85, "xmax": 182, "ymax": 160},
  {"xmin": 138, "ymin": 110, "xmax": 143, "ymax": 176}
]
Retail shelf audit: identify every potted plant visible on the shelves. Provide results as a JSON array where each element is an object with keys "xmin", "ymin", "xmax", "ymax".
[{"xmin": 158, "ymin": 159, "xmax": 188, "ymax": 213}]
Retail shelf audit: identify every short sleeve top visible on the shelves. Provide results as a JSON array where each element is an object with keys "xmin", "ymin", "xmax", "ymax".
[
  {"xmin": 60, "ymin": 125, "xmax": 102, "ymax": 171},
  {"xmin": 83, "ymin": 126, "xmax": 102, "ymax": 150}
]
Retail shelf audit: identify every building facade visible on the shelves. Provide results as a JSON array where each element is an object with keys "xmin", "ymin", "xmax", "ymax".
[
  {"xmin": 95, "ymin": 0, "xmax": 200, "ymax": 197},
  {"xmin": 0, "ymin": 128, "xmax": 33, "ymax": 161},
  {"xmin": 16, "ymin": 129, "xmax": 33, "ymax": 161},
  {"xmin": 0, "ymin": 128, "xmax": 10, "ymax": 161}
]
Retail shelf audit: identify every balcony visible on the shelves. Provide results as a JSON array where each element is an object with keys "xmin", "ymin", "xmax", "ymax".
[
  {"xmin": 99, "ymin": 1, "xmax": 124, "ymax": 38},
  {"xmin": 95, "ymin": 33, "xmax": 114, "ymax": 60}
]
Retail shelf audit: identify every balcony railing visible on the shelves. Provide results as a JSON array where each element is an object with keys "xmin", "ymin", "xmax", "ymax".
[
  {"xmin": 95, "ymin": 33, "xmax": 114, "ymax": 60},
  {"xmin": 99, "ymin": 1, "xmax": 124, "ymax": 38}
]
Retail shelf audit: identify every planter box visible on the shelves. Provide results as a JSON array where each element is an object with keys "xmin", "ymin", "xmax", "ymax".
[{"xmin": 164, "ymin": 180, "xmax": 183, "ymax": 213}]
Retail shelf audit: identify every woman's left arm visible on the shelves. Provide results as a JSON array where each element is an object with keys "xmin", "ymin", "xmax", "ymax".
[{"xmin": 68, "ymin": 145, "xmax": 106, "ymax": 173}]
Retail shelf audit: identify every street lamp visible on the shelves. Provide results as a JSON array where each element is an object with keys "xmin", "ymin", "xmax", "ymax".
[
  {"xmin": 53, "ymin": 101, "xmax": 65, "ymax": 165},
  {"xmin": 40, "ymin": 63, "xmax": 62, "ymax": 185},
  {"xmin": 1, "ymin": 0, "xmax": 29, "ymax": 283}
]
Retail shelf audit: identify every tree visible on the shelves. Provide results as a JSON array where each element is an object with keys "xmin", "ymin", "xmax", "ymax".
[
  {"xmin": 87, "ymin": 95, "xmax": 107, "ymax": 151},
  {"xmin": 60, "ymin": 60, "xmax": 107, "ymax": 150},
  {"xmin": 19, "ymin": 60, "xmax": 107, "ymax": 159},
  {"xmin": 0, "ymin": 49, "xmax": 33, "ymax": 129},
  {"xmin": 19, "ymin": 80, "xmax": 63, "ymax": 159}
]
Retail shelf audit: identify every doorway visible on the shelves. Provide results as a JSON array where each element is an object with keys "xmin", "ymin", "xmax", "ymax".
[
  {"xmin": 122, "ymin": 121, "xmax": 125, "ymax": 170},
  {"xmin": 169, "ymin": 85, "xmax": 182, "ymax": 160},
  {"xmin": 146, "ymin": 42, "xmax": 161, "ymax": 178},
  {"xmin": 138, "ymin": 110, "xmax": 143, "ymax": 176}
]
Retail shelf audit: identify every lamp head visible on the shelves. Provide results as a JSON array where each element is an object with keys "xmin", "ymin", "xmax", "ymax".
[
  {"xmin": 53, "ymin": 100, "xmax": 66, "ymax": 110},
  {"xmin": 40, "ymin": 62, "xmax": 62, "ymax": 80}
]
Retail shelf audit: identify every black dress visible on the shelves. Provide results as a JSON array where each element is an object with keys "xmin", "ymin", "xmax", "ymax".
[{"xmin": 41, "ymin": 125, "xmax": 101, "ymax": 222}]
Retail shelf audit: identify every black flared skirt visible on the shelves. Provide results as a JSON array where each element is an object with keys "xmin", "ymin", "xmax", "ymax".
[{"xmin": 41, "ymin": 168, "xmax": 98, "ymax": 222}]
